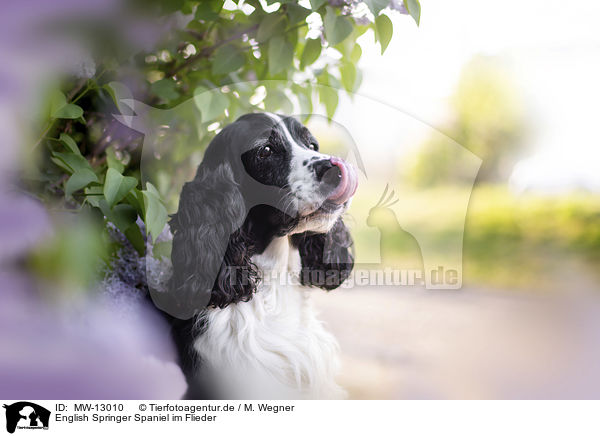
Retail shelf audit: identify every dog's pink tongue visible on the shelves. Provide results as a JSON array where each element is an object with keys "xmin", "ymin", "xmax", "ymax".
[{"xmin": 328, "ymin": 157, "xmax": 358, "ymax": 204}]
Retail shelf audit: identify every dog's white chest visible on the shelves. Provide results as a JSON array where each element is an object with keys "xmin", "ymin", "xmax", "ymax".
[{"xmin": 193, "ymin": 237, "xmax": 345, "ymax": 399}]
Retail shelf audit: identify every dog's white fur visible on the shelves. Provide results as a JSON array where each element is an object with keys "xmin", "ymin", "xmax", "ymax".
[
  {"xmin": 266, "ymin": 112, "xmax": 336, "ymax": 219},
  {"xmin": 193, "ymin": 235, "xmax": 346, "ymax": 399},
  {"xmin": 188, "ymin": 113, "xmax": 348, "ymax": 399}
]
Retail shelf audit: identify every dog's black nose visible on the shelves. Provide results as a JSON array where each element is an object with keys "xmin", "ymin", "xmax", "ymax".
[{"xmin": 312, "ymin": 159, "xmax": 342, "ymax": 187}]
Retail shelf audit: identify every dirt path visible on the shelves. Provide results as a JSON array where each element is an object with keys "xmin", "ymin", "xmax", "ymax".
[{"xmin": 312, "ymin": 286, "xmax": 600, "ymax": 399}]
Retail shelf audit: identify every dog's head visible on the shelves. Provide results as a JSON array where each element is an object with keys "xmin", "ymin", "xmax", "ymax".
[{"xmin": 165, "ymin": 113, "xmax": 357, "ymax": 318}]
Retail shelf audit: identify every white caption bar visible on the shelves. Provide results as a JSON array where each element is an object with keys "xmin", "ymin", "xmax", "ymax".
[{"xmin": 1, "ymin": 400, "xmax": 598, "ymax": 436}]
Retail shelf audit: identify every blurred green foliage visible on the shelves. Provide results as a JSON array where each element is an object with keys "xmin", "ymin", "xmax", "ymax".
[
  {"xmin": 352, "ymin": 184, "xmax": 600, "ymax": 288},
  {"xmin": 28, "ymin": 213, "xmax": 107, "ymax": 292},
  {"xmin": 408, "ymin": 56, "xmax": 526, "ymax": 186},
  {"xmin": 27, "ymin": 0, "xmax": 420, "ymax": 283}
]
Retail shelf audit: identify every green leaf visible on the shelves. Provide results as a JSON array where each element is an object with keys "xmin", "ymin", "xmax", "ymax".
[
  {"xmin": 324, "ymin": 7, "xmax": 352, "ymax": 46},
  {"xmin": 99, "ymin": 201, "xmax": 137, "ymax": 233},
  {"xmin": 316, "ymin": 67, "xmax": 330, "ymax": 86},
  {"xmin": 104, "ymin": 167, "xmax": 138, "ymax": 208},
  {"xmin": 152, "ymin": 240, "xmax": 172, "ymax": 260},
  {"xmin": 309, "ymin": 0, "xmax": 326, "ymax": 10},
  {"xmin": 85, "ymin": 194, "xmax": 101, "ymax": 208},
  {"xmin": 84, "ymin": 185, "xmax": 103, "ymax": 195},
  {"xmin": 50, "ymin": 157, "xmax": 72, "ymax": 173},
  {"xmin": 102, "ymin": 83, "xmax": 117, "ymax": 106},
  {"xmin": 181, "ymin": 0, "xmax": 195, "ymax": 15},
  {"xmin": 212, "ymin": 45, "xmax": 245, "ymax": 75},
  {"xmin": 286, "ymin": 3, "xmax": 311, "ymax": 24},
  {"xmin": 300, "ymin": 38, "xmax": 322, "ymax": 69},
  {"xmin": 353, "ymin": 67, "xmax": 363, "ymax": 93},
  {"xmin": 195, "ymin": 0, "xmax": 220, "ymax": 21},
  {"xmin": 125, "ymin": 225, "xmax": 145, "ymax": 256},
  {"xmin": 375, "ymin": 14, "xmax": 393, "ymax": 54},
  {"xmin": 65, "ymin": 169, "xmax": 98, "ymax": 197},
  {"xmin": 97, "ymin": 200, "xmax": 144, "ymax": 254},
  {"xmin": 126, "ymin": 188, "xmax": 146, "ymax": 216},
  {"xmin": 257, "ymin": 14, "xmax": 287, "ymax": 43},
  {"xmin": 193, "ymin": 87, "xmax": 229, "ymax": 122},
  {"xmin": 151, "ymin": 79, "xmax": 180, "ymax": 102},
  {"xmin": 364, "ymin": 0, "xmax": 389, "ymax": 16},
  {"xmin": 52, "ymin": 103, "xmax": 84, "ymax": 120},
  {"xmin": 159, "ymin": 0, "xmax": 184, "ymax": 14},
  {"xmin": 59, "ymin": 133, "xmax": 80, "ymax": 155},
  {"xmin": 50, "ymin": 91, "xmax": 67, "ymax": 115},
  {"xmin": 84, "ymin": 186, "xmax": 103, "ymax": 208},
  {"xmin": 110, "ymin": 204, "xmax": 137, "ymax": 233},
  {"xmin": 145, "ymin": 182, "xmax": 161, "ymax": 199},
  {"xmin": 51, "ymin": 152, "xmax": 92, "ymax": 174},
  {"xmin": 319, "ymin": 86, "xmax": 338, "ymax": 119},
  {"xmin": 294, "ymin": 84, "xmax": 313, "ymax": 118},
  {"xmin": 350, "ymin": 44, "xmax": 362, "ymax": 63},
  {"xmin": 142, "ymin": 183, "xmax": 168, "ymax": 242},
  {"xmin": 103, "ymin": 82, "xmax": 134, "ymax": 115},
  {"xmin": 403, "ymin": 0, "xmax": 421, "ymax": 25},
  {"xmin": 264, "ymin": 89, "xmax": 294, "ymax": 113},
  {"xmin": 268, "ymin": 36, "xmax": 294, "ymax": 76},
  {"xmin": 49, "ymin": 90, "xmax": 84, "ymax": 119},
  {"xmin": 340, "ymin": 62, "xmax": 356, "ymax": 93},
  {"xmin": 328, "ymin": 74, "xmax": 341, "ymax": 89}
]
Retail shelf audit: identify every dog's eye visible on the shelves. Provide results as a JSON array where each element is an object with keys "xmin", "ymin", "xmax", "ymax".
[
  {"xmin": 308, "ymin": 143, "xmax": 317, "ymax": 151},
  {"xmin": 258, "ymin": 145, "xmax": 272, "ymax": 159}
]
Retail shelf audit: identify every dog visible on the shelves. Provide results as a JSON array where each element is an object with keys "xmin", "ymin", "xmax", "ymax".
[{"xmin": 163, "ymin": 113, "xmax": 358, "ymax": 399}]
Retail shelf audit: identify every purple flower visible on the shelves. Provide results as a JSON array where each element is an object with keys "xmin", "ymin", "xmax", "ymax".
[
  {"xmin": 0, "ymin": 275, "xmax": 186, "ymax": 399},
  {"xmin": 389, "ymin": 0, "xmax": 409, "ymax": 14},
  {"xmin": 0, "ymin": 194, "xmax": 50, "ymax": 264}
]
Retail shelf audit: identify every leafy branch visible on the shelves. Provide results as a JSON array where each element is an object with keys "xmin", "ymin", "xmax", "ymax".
[{"xmin": 31, "ymin": 0, "xmax": 420, "ymax": 257}]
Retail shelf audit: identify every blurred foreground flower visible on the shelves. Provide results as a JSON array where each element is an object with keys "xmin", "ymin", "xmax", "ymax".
[
  {"xmin": 0, "ymin": 0, "xmax": 186, "ymax": 397},
  {"xmin": 0, "ymin": 186, "xmax": 184, "ymax": 399},
  {"xmin": 0, "ymin": 277, "xmax": 185, "ymax": 399}
]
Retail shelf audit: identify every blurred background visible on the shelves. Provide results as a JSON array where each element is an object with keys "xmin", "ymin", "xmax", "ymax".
[
  {"xmin": 1, "ymin": 0, "xmax": 599, "ymax": 399},
  {"xmin": 312, "ymin": 0, "xmax": 600, "ymax": 398}
]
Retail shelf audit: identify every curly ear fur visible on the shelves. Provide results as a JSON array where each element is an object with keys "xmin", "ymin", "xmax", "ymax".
[
  {"xmin": 209, "ymin": 225, "xmax": 259, "ymax": 309},
  {"xmin": 292, "ymin": 218, "xmax": 354, "ymax": 290},
  {"xmin": 160, "ymin": 163, "xmax": 259, "ymax": 319}
]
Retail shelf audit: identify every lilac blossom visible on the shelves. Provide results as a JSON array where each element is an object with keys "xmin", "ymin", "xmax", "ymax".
[
  {"xmin": 0, "ymin": 277, "xmax": 185, "ymax": 399},
  {"xmin": 0, "ymin": 194, "xmax": 50, "ymax": 264},
  {"xmin": 0, "ymin": 0, "xmax": 190, "ymax": 398},
  {"xmin": 389, "ymin": 0, "xmax": 409, "ymax": 14}
]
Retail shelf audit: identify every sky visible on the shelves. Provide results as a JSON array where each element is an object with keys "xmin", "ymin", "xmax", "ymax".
[{"xmin": 345, "ymin": 0, "xmax": 600, "ymax": 192}]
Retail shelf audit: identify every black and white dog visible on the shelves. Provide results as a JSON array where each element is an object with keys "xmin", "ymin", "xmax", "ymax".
[{"xmin": 162, "ymin": 113, "xmax": 358, "ymax": 399}]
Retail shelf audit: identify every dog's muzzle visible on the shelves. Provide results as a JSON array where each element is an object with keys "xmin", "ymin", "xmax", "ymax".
[{"xmin": 314, "ymin": 157, "xmax": 359, "ymax": 204}]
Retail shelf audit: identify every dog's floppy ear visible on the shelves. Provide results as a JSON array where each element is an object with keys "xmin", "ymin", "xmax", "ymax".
[
  {"xmin": 156, "ymin": 162, "xmax": 257, "ymax": 319},
  {"xmin": 292, "ymin": 218, "xmax": 354, "ymax": 290}
]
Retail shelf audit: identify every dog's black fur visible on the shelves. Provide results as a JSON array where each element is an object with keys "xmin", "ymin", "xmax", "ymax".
[{"xmin": 158, "ymin": 113, "xmax": 354, "ymax": 398}]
